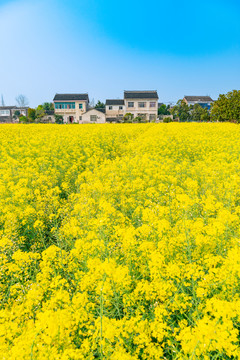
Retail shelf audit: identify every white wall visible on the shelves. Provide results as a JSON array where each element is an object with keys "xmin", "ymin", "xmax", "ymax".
[
  {"xmin": 124, "ymin": 98, "xmax": 158, "ymax": 120},
  {"xmin": 80, "ymin": 109, "xmax": 105, "ymax": 124}
]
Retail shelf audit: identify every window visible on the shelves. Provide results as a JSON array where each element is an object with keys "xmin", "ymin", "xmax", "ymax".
[
  {"xmin": 150, "ymin": 102, "xmax": 156, "ymax": 108},
  {"xmin": 119, "ymin": 114, "xmax": 123, "ymax": 117},
  {"xmin": 79, "ymin": 116, "xmax": 82, "ymax": 121},
  {"xmin": 138, "ymin": 102, "xmax": 146, "ymax": 108},
  {"xmin": 128, "ymin": 102, "xmax": 134, "ymax": 107},
  {"xmin": 55, "ymin": 102, "xmax": 75, "ymax": 109},
  {"xmin": 109, "ymin": 106, "xmax": 112, "ymax": 110},
  {"xmin": 79, "ymin": 104, "xmax": 83, "ymax": 109},
  {"xmin": 90, "ymin": 115, "xmax": 97, "ymax": 122},
  {"xmin": 0, "ymin": 110, "xmax": 10, "ymax": 116},
  {"xmin": 119, "ymin": 106, "xmax": 123, "ymax": 110}
]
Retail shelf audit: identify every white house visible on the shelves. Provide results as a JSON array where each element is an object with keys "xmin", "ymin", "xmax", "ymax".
[
  {"xmin": 80, "ymin": 108, "xmax": 105, "ymax": 124},
  {"xmin": 105, "ymin": 99, "xmax": 125, "ymax": 122},
  {"xmin": 0, "ymin": 106, "xmax": 28, "ymax": 123},
  {"xmin": 183, "ymin": 96, "xmax": 214, "ymax": 110},
  {"xmin": 53, "ymin": 93, "xmax": 89, "ymax": 123},
  {"xmin": 105, "ymin": 91, "xmax": 159, "ymax": 122},
  {"xmin": 124, "ymin": 91, "xmax": 159, "ymax": 121}
]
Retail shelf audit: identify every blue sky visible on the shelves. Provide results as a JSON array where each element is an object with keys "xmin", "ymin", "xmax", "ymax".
[{"xmin": 0, "ymin": 0, "xmax": 240, "ymax": 106}]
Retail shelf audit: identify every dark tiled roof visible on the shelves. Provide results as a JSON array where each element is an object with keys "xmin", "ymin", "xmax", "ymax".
[
  {"xmin": 45, "ymin": 110, "xmax": 54, "ymax": 115},
  {"xmin": 0, "ymin": 106, "xmax": 16, "ymax": 110},
  {"xmin": 53, "ymin": 93, "xmax": 89, "ymax": 101},
  {"xmin": 184, "ymin": 96, "xmax": 213, "ymax": 102},
  {"xmin": 85, "ymin": 108, "xmax": 106, "ymax": 114},
  {"xmin": 95, "ymin": 108, "xmax": 106, "ymax": 113},
  {"xmin": 124, "ymin": 91, "xmax": 158, "ymax": 99},
  {"xmin": 0, "ymin": 106, "xmax": 28, "ymax": 110},
  {"xmin": 106, "ymin": 99, "xmax": 125, "ymax": 105}
]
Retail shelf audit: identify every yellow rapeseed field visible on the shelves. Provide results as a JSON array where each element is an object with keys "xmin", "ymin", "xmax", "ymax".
[{"xmin": 1, "ymin": 123, "xmax": 240, "ymax": 359}]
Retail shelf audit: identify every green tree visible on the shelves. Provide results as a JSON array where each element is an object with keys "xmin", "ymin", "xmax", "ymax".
[
  {"xmin": 95, "ymin": 100, "xmax": 105, "ymax": 109},
  {"xmin": 211, "ymin": 90, "xmax": 240, "ymax": 122},
  {"xmin": 35, "ymin": 105, "xmax": 45, "ymax": 120},
  {"xmin": 190, "ymin": 104, "xmax": 210, "ymax": 122},
  {"xmin": 28, "ymin": 108, "xmax": 36, "ymax": 122},
  {"xmin": 158, "ymin": 104, "xmax": 170, "ymax": 115},
  {"xmin": 54, "ymin": 114, "xmax": 63, "ymax": 124},
  {"xmin": 42, "ymin": 102, "xmax": 54, "ymax": 111},
  {"xmin": 170, "ymin": 100, "xmax": 190, "ymax": 121}
]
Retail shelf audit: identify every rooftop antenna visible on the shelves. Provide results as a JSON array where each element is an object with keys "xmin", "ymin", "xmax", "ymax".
[{"xmin": 1, "ymin": 94, "xmax": 5, "ymax": 106}]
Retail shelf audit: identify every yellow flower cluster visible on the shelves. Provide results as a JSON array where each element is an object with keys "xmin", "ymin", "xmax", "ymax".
[{"xmin": 0, "ymin": 123, "xmax": 240, "ymax": 359}]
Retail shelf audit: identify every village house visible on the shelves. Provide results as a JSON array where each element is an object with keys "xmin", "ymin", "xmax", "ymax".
[
  {"xmin": 39, "ymin": 111, "xmax": 55, "ymax": 123},
  {"xmin": 124, "ymin": 91, "xmax": 158, "ymax": 121},
  {"xmin": 105, "ymin": 91, "xmax": 159, "ymax": 122},
  {"xmin": 183, "ymin": 96, "xmax": 214, "ymax": 110},
  {"xmin": 53, "ymin": 93, "xmax": 89, "ymax": 123},
  {"xmin": 53, "ymin": 91, "xmax": 159, "ymax": 124},
  {"xmin": 80, "ymin": 108, "xmax": 105, "ymax": 124},
  {"xmin": 105, "ymin": 99, "xmax": 125, "ymax": 122},
  {"xmin": 0, "ymin": 106, "xmax": 28, "ymax": 123}
]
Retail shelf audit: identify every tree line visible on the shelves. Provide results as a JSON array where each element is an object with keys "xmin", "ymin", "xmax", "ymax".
[
  {"xmin": 3, "ymin": 90, "xmax": 240, "ymax": 123},
  {"xmin": 169, "ymin": 90, "xmax": 240, "ymax": 122}
]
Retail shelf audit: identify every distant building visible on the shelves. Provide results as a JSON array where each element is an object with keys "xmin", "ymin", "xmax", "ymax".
[
  {"xmin": 53, "ymin": 91, "xmax": 159, "ymax": 124},
  {"xmin": 105, "ymin": 99, "xmax": 125, "ymax": 122},
  {"xmin": 0, "ymin": 106, "xmax": 28, "ymax": 123},
  {"xmin": 39, "ymin": 111, "xmax": 55, "ymax": 123},
  {"xmin": 105, "ymin": 91, "xmax": 158, "ymax": 122},
  {"xmin": 124, "ymin": 91, "xmax": 158, "ymax": 121},
  {"xmin": 80, "ymin": 108, "xmax": 106, "ymax": 124},
  {"xmin": 53, "ymin": 93, "xmax": 89, "ymax": 123},
  {"xmin": 183, "ymin": 96, "xmax": 214, "ymax": 110}
]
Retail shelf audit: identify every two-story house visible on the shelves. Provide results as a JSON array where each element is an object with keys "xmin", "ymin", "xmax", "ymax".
[
  {"xmin": 124, "ymin": 91, "xmax": 158, "ymax": 121},
  {"xmin": 105, "ymin": 100, "xmax": 125, "ymax": 122},
  {"xmin": 53, "ymin": 93, "xmax": 89, "ymax": 123},
  {"xmin": 105, "ymin": 91, "xmax": 159, "ymax": 122},
  {"xmin": 183, "ymin": 96, "xmax": 214, "ymax": 110}
]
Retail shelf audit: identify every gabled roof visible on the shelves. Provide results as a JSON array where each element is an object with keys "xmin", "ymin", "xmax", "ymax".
[
  {"xmin": 53, "ymin": 93, "xmax": 89, "ymax": 101},
  {"xmin": 184, "ymin": 96, "xmax": 213, "ymax": 102},
  {"xmin": 95, "ymin": 108, "xmax": 106, "ymax": 113},
  {"xmin": 0, "ymin": 106, "xmax": 16, "ymax": 110},
  {"xmin": 106, "ymin": 99, "xmax": 125, "ymax": 106},
  {"xmin": 124, "ymin": 91, "xmax": 158, "ymax": 99},
  {"xmin": 84, "ymin": 108, "xmax": 106, "ymax": 114},
  {"xmin": 0, "ymin": 106, "xmax": 29, "ymax": 110}
]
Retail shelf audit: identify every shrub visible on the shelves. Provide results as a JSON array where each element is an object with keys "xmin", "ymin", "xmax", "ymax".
[
  {"xmin": 163, "ymin": 117, "xmax": 172, "ymax": 123},
  {"xmin": 19, "ymin": 115, "xmax": 28, "ymax": 123}
]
